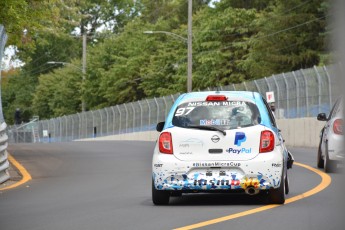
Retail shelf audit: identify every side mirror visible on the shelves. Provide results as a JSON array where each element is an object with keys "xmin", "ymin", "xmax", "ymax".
[
  {"xmin": 317, "ymin": 113, "xmax": 328, "ymax": 121},
  {"xmin": 156, "ymin": 122, "xmax": 165, "ymax": 132}
]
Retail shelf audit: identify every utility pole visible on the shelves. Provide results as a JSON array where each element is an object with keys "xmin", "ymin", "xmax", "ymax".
[
  {"xmin": 82, "ymin": 33, "xmax": 87, "ymax": 112},
  {"xmin": 187, "ymin": 0, "xmax": 193, "ymax": 92}
]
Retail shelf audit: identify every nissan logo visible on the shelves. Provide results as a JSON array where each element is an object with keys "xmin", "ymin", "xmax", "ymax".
[{"xmin": 211, "ymin": 135, "xmax": 220, "ymax": 143}]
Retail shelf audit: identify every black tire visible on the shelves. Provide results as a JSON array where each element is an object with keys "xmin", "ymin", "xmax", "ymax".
[
  {"xmin": 269, "ymin": 172, "xmax": 286, "ymax": 204},
  {"xmin": 285, "ymin": 172, "xmax": 289, "ymax": 195},
  {"xmin": 317, "ymin": 139, "xmax": 324, "ymax": 168},
  {"xmin": 152, "ymin": 180, "xmax": 170, "ymax": 205},
  {"xmin": 324, "ymin": 142, "xmax": 335, "ymax": 173}
]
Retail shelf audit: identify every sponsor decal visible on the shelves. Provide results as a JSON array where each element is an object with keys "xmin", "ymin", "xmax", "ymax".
[
  {"xmin": 175, "ymin": 107, "xmax": 195, "ymax": 116},
  {"xmin": 200, "ymin": 119, "xmax": 230, "ymax": 126},
  {"xmin": 180, "ymin": 138, "xmax": 204, "ymax": 147},
  {"xmin": 154, "ymin": 164, "xmax": 163, "ymax": 167},
  {"xmin": 179, "ymin": 152, "xmax": 193, "ymax": 155},
  {"xmin": 234, "ymin": 132, "xmax": 246, "ymax": 146},
  {"xmin": 272, "ymin": 163, "xmax": 282, "ymax": 167},
  {"xmin": 226, "ymin": 147, "xmax": 252, "ymax": 154},
  {"xmin": 187, "ymin": 101, "xmax": 245, "ymax": 107},
  {"xmin": 211, "ymin": 135, "xmax": 220, "ymax": 143},
  {"xmin": 192, "ymin": 162, "xmax": 241, "ymax": 167},
  {"xmin": 179, "ymin": 144, "xmax": 190, "ymax": 148}
]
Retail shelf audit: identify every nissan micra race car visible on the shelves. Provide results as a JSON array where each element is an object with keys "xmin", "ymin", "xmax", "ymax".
[{"xmin": 152, "ymin": 91, "xmax": 293, "ymax": 205}]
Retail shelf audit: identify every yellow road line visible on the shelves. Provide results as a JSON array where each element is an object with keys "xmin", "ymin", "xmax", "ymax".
[
  {"xmin": 0, "ymin": 153, "xmax": 32, "ymax": 191},
  {"xmin": 174, "ymin": 162, "xmax": 332, "ymax": 230}
]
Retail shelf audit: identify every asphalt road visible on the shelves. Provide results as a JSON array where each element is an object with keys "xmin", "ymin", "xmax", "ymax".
[{"xmin": 1, "ymin": 141, "xmax": 344, "ymax": 230}]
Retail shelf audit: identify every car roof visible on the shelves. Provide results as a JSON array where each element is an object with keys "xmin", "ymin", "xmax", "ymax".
[{"xmin": 174, "ymin": 91, "xmax": 259, "ymax": 105}]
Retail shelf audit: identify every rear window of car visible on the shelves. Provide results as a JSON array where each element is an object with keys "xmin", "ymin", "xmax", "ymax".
[{"xmin": 172, "ymin": 100, "xmax": 261, "ymax": 130}]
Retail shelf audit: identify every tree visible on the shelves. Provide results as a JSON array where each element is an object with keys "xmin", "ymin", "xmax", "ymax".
[
  {"xmin": 32, "ymin": 63, "xmax": 82, "ymax": 118},
  {"xmin": 1, "ymin": 72, "xmax": 36, "ymax": 124},
  {"xmin": 192, "ymin": 5, "xmax": 257, "ymax": 89},
  {"xmin": 240, "ymin": 0, "xmax": 328, "ymax": 79}
]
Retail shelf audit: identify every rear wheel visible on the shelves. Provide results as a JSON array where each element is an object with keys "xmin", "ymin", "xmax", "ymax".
[
  {"xmin": 285, "ymin": 171, "xmax": 289, "ymax": 195},
  {"xmin": 269, "ymin": 172, "xmax": 286, "ymax": 204},
  {"xmin": 324, "ymin": 142, "xmax": 335, "ymax": 173},
  {"xmin": 317, "ymin": 139, "xmax": 324, "ymax": 168},
  {"xmin": 152, "ymin": 180, "xmax": 170, "ymax": 205}
]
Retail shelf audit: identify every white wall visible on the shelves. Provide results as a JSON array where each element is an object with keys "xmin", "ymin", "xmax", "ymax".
[{"xmin": 77, "ymin": 118, "xmax": 325, "ymax": 148}]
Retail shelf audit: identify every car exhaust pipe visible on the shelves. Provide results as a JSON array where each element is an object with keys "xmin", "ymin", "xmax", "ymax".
[{"xmin": 245, "ymin": 186, "xmax": 260, "ymax": 195}]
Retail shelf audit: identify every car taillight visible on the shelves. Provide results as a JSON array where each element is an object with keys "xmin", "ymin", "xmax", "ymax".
[
  {"xmin": 206, "ymin": 95, "xmax": 227, "ymax": 101},
  {"xmin": 259, "ymin": 130, "xmax": 275, "ymax": 153},
  {"xmin": 159, "ymin": 132, "xmax": 173, "ymax": 154},
  {"xmin": 333, "ymin": 119, "xmax": 343, "ymax": 135}
]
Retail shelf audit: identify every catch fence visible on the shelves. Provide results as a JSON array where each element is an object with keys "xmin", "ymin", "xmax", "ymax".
[{"xmin": 7, "ymin": 64, "xmax": 341, "ymax": 143}]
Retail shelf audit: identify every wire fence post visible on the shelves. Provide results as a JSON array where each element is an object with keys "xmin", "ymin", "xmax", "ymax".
[
  {"xmin": 84, "ymin": 113, "xmax": 88, "ymax": 138},
  {"xmin": 116, "ymin": 105, "xmax": 122, "ymax": 134},
  {"xmin": 146, "ymin": 99, "xmax": 151, "ymax": 129},
  {"xmin": 301, "ymin": 69, "xmax": 309, "ymax": 117},
  {"xmin": 91, "ymin": 111, "xmax": 95, "ymax": 137},
  {"xmin": 154, "ymin": 97, "xmax": 159, "ymax": 124},
  {"xmin": 71, "ymin": 116, "xmax": 74, "ymax": 140},
  {"xmin": 138, "ymin": 101, "xmax": 143, "ymax": 132},
  {"xmin": 292, "ymin": 71, "xmax": 300, "ymax": 117},
  {"xmin": 105, "ymin": 108, "xmax": 109, "ymax": 135},
  {"xmin": 162, "ymin": 96, "xmax": 168, "ymax": 118},
  {"xmin": 254, "ymin": 80, "xmax": 260, "ymax": 93},
  {"xmin": 171, "ymin": 94, "xmax": 175, "ymax": 103},
  {"xmin": 131, "ymin": 103, "xmax": 135, "ymax": 133},
  {"xmin": 243, "ymin": 82, "xmax": 248, "ymax": 91},
  {"xmin": 313, "ymin": 65, "xmax": 322, "ymax": 114},
  {"xmin": 111, "ymin": 106, "xmax": 116, "ymax": 134},
  {"xmin": 98, "ymin": 109, "xmax": 103, "ymax": 136},
  {"xmin": 272, "ymin": 74, "xmax": 281, "ymax": 118},
  {"xmin": 64, "ymin": 116, "xmax": 68, "ymax": 141},
  {"xmin": 59, "ymin": 117, "xmax": 62, "ymax": 142},
  {"xmin": 124, "ymin": 104, "xmax": 129, "ymax": 134},
  {"xmin": 323, "ymin": 66, "xmax": 332, "ymax": 106},
  {"xmin": 282, "ymin": 74, "xmax": 289, "ymax": 118}
]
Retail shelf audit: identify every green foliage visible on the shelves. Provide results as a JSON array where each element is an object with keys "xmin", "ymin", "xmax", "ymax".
[
  {"xmin": 192, "ymin": 6, "xmax": 257, "ymax": 89},
  {"xmin": 32, "ymin": 63, "xmax": 82, "ymax": 118},
  {"xmin": 1, "ymin": 72, "xmax": 36, "ymax": 124},
  {"xmin": 1, "ymin": 0, "xmax": 331, "ymax": 122},
  {"xmin": 240, "ymin": 0, "xmax": 327, "ymax": 78}
]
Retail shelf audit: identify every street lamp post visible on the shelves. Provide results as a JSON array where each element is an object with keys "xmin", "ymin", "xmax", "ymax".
[
  {"xmin": 187, "ymin": 0, "xmax": 192, "ymax": 93},
  {"xmin": 143, "ymin": 0, "xmax": 193, "ymax": 92},
  {"xmin": 47, "ymin": 61, "xmax": 86, "ymax": 112}
]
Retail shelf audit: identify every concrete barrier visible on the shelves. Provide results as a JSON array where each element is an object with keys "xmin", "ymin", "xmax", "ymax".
[
  {"xmin": 277, "ymin": 118, "xmax": 325, "ymax": 148},
  {"xmin": 77, "ymin": 118, "xmax": 325, "ymax": 148},
  {"xmin": 0, "ymin": 25, "xmax": 9, "ymax": 184},
  {"xmin": 0, "ymin": 123, "xmax": 9, "ymax": 184}
]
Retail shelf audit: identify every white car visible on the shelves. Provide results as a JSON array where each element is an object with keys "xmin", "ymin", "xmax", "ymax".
[
  {"xmin": 317, "ymin": 97, "xmax": 344, "ymax": 172},
  {"xmin": 152, "ymin": 91, "xmax": 293, "ymax": 205}
]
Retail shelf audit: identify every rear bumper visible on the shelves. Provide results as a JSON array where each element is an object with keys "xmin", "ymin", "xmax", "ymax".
[{"xmin": 153, "ymin": 148, "xmax": 285, "ymax": 191}]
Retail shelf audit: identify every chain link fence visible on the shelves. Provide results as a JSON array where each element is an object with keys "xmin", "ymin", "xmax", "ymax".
[{"xmin": 7, "ymin": 63, "xmax": 341, "ymax": 143}]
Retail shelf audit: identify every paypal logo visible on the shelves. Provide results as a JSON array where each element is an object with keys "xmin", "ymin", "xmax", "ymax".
[{"xmin": 234, "ymin": 132, "xmax": 246, "ymax": 146}]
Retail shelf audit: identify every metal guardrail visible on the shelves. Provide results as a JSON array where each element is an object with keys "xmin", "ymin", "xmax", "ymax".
[
  {"xmin": 7, "ymin": 63, "xmax": 341, "ymax": 144},
  {"xmin": 0, "ymin": 24, "xmax": 9, "ymax": 184}
]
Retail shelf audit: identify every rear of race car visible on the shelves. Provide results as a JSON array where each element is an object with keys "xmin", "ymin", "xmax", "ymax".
[{"xmin": 152, "ymin": 91, "xmax": 288, "ymax": 205}]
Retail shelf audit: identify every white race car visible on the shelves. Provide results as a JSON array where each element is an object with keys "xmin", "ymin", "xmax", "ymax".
[
  {"xmin": 317, "ymin": 97, "xmax": 344, "ymax": 172},
  {"xmin": 152, "ymin": 91, "xmax": 293, "ymax": 205}
]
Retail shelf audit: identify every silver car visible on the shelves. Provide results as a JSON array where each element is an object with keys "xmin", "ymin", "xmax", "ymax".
[{"xmin": 317, "ymin": 97, "xmax": 344, "ymax": 172}]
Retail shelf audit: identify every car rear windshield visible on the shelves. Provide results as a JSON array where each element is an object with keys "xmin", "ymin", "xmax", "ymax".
[{"xmin": 172, "ymin": 100, "xmax": 261, "ymax": 130}]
